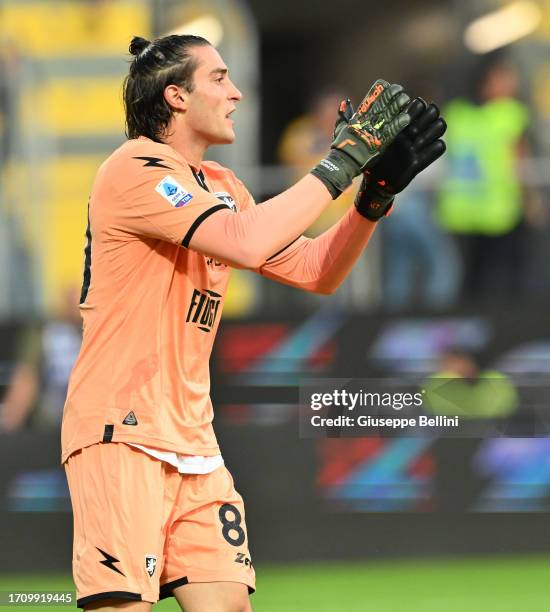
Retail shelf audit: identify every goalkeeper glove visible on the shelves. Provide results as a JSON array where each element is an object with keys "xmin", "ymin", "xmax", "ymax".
[
  {"xmin": 354, "ymin": 97, "xmax": 447, "ymax": 221},
  {"xmin": 311, "ymin": 79, "xmax": 411, "ymax": 199}
]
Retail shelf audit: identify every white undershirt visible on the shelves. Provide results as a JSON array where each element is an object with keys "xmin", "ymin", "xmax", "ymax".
[{"xmin": 127, "ymin": 444, "xmax": 224, "ymax": 474}]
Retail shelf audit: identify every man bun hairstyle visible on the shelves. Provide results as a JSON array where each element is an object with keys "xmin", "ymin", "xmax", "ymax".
[
  {"xmin": 123, "ymin": 34, "xmax": 211, "ymax": 142},
  {"xmin": 129, "ymin": 36, "xmax": 152, "ymax": 56}
]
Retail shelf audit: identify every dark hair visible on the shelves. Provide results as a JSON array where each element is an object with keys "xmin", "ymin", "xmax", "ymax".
[{"xmin": 123, "ymin": 34, "xmax": 211, "ymax": 142}]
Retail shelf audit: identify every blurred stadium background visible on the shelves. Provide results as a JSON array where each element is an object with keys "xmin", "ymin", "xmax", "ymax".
[{"xmin": 2, "ymin": 0, "xmax": 550, "ymax": 609}]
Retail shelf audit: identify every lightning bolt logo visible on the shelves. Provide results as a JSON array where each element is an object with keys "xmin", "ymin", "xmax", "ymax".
[
  {"xmin": 133, "ymin": 156, "xmax": 173, "ymax": 169},
  {"xmin": 96, "ymin": 547, "xmax": 125, "ymax": 576}
]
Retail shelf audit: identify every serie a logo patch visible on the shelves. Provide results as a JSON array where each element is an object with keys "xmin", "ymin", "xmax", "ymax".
[{"xmin": 155, "ymin": 175, "xmax": 194, "ymax": 208}]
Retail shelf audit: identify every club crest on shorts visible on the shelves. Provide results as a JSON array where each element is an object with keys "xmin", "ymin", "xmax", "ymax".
[
  {"xmin": 215, "ymin": 191, "xmax": 237, "ymax": 212},
  {"xmin": 145, "ymin": 554, "xmax": 157, "ymax": 577}
]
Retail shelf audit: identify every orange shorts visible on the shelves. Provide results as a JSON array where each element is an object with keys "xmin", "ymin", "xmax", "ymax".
[{"xmin": 64, "ymin": 442, "xmax": 255, "ymax": 608}]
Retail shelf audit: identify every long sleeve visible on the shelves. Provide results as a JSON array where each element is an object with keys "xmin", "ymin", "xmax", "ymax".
[
  {"xmin": 189, "ymin": 174, "xmax": 335, "ymax": 268},
  {"xmin": 256, "ymin": 207, "xmax": 376, "ymax": 294}
]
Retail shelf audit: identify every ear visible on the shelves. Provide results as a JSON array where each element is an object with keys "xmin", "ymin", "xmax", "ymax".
[{"xmin": 164, "ymin": 84, "xmax": 187, "ymax": 111}]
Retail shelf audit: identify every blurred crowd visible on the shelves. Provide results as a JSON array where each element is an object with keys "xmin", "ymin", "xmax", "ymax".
[
  {"xmin": 277, "ymin": 51, "xmax": 546, "ymax": 310},
  {"xmin": 0, "ymin": 288, "xmax": 81, "ymax": 433}
]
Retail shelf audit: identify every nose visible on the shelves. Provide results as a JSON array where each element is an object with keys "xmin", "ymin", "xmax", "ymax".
[{"xmin": 228, "ymin": 79, "xmax": 242, "ymax": 102}]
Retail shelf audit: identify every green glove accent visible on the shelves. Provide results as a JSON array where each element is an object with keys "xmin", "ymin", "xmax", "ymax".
[{"xmin": 311, "ymin": 80, "xmax": 410, "ymax": 199}]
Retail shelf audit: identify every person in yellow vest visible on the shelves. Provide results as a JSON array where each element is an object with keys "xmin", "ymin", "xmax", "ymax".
[
  {"xmin": 423, "ymin": 347, "xmax": 518, "ymax": 511},
  {"xmin": 423, "ymin": 348, "xmax": 518, "ymax": 419},
  {"xmin": 437, "ymin": 53, "xmax": 538, "ymax": 298}
]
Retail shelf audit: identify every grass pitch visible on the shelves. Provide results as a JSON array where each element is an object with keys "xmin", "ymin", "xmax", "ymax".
[{"xmin": 1, "ymin": 555, "xmax": 549, "ymax": 611}]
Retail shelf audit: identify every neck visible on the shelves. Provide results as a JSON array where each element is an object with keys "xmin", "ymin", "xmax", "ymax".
[{"xmin": 162, "ymin": 120, "xmax": 207, "ymax": 169}]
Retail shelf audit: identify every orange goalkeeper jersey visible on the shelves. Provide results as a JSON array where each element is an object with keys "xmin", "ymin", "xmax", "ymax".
[{"xmin": 61, "ymin": 137, "xmax": 254, "ymax": 463}]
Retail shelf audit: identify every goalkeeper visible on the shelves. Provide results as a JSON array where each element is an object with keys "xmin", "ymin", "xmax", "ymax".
[{"xmin": 62, "ymin": 34, "xmax": 447, "ymax": 612}]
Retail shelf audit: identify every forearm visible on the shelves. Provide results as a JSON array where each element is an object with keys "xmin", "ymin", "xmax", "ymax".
[
  {"xmin": 259, "ymin": 206, "xmax": 376, "ymax": 294},
  {"xmin": 189, "ymin": 174, "xmax": 334, "ymax": 268}
]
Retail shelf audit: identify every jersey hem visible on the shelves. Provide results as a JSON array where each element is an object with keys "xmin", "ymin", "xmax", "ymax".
[{"xmin": 61, "ymin": 433, "xmax": 221, "ymax": 464}]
